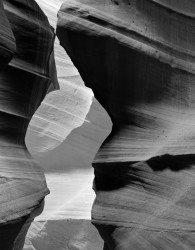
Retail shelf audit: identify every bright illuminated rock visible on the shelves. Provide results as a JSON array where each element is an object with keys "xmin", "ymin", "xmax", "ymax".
[
  {"xmin": 57, "ymin": 1, "xmax": 195, "ymax": 249},
  {"xmin": 24, "ymin": 219, "xmax": 103, "ymax": 250},
  {"xmin": 24, "ymin": 1, "xmax": 110, "ymax": 249},
  {"xmin": 26, "ymin": 0, "xmax": 94, "ymax": 155},
  {"xmin": 14, "ymin": 1, "xmax": 109, "ymax": 249}
]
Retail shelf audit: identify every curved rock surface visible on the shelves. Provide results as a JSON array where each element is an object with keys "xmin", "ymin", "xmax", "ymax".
[
  {"xmin": 57, "ymin": 1, "xmax": 195, "ymax": 249},
  {"xmin": 26, "ymin": 0, "xmax": 94, "ymax": 155},
  {"xmin": 25, "ymin": 219, "xmax": 103, "ymax": 250},
  {"xmin": 0, "ymin": 0, "xmax": 15, "ymax": 70},
  {"xmin": 0, "ymin": 0, "xmax": 58, "ymax": 249},
  {"xmin": 24, "ymin": 1, "xmax": 109, "ymax": 249}
]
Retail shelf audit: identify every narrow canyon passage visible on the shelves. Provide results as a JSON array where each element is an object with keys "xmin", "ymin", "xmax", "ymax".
[{"xmin": 1, "ymin": 0, "xmax": 195, "ymax": 249}]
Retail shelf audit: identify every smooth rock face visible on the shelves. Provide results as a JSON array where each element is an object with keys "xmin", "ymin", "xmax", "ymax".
[
  {"xmin": 26, "ymin": 0, "xmax": 94, "ymax": 155},
  {"xmin": 25, "ymin": 1, "xmax": 109, "ymax": 249},
  {"xmin": 0, "ymin": 0, "xmax": 57, "ymax": 248},
  {"xmin": 57, "ymin": 1, "xmax": 195, "ymax": 249},
  {"xmin": 24, "ymin": 219, "xmax": 103, "ymax": 250}
]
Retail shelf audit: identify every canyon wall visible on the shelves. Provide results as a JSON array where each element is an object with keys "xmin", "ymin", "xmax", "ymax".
[
  {"xmin": 0, "ymin": 0, "xmax": 57, "ymax": 249},
  {"xmin": 57, "ymin": 1, "xmax": 195, "ymax": 249}
]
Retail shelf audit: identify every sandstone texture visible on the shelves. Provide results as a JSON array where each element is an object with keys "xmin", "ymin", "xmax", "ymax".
[
  {"xmin": 25, "ymin": 1, "xmax": 110, "ymax": 249},
  {"xmin": 57, "ymin": 1, "xmax": 195, "ymax": 249},
  {"xmin": 24, "ymin": 219, "xmax": 103, "ymax": 250},
  {"xmin": 0, "ymin": 0, "xmax": 58, "ymax": 248}
]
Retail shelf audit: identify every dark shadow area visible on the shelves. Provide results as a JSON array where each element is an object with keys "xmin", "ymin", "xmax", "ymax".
[
  {"xmin": 0, "ymin": 215, "xmax": 30, "ymax": 250},
  {"xmin": 147, "ymin": 154, "xmax": 195, "ymax": 172},
  {"xmin": 93, "ymin": 161, "xmax": 145, "ymax": 191},
  {"xmin": 92, "ymin": 223, "xmax": 117, "ymax": 250},
  {"xmin": 93, "ymin": 153, "xmax": 195, "ymax": 192},
  {"xmin": 0, "ymin": 199, "xmax": 44, "ymax": 250}
]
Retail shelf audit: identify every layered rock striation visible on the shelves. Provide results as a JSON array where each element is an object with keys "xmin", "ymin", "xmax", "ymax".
[
  {"xmin": 0, "ymin": 0, "xmax": 58, "ymax": 249},
  {"xmin": 0, "ymin": 0, "xmax": 15, "ymax": 70},
  {"xmin": 57, "ymin": 1, "xmax": 195, "ymax": 249}
]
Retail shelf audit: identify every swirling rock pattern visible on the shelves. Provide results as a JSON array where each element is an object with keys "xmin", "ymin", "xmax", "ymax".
[
  {"xmin": 26, "ymin": 0, "xmax": 94, "ymax": 155},
  {"xmin": 0, "ymin": 0, "xmax": 57, "ymax": 249},
  {"xmin": 57, "ymin": 0, "xmax": 195, "ymax": 249},
  {"xmin": 24, "ymin": 1, "xmax": 109, "ymax": 249}
]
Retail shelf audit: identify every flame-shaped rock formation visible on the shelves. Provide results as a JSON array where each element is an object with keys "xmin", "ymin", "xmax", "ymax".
[
  {"xmin": 0, "ymin": 0, "xmax": 57, "ymax": 249},
  {"xmin": 57, "ymin": 0, "xmax": 195, "ymax": 249},
  {"xmin": 26, "ymin": 0, "xmax": 95, "ymax": 155}
]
